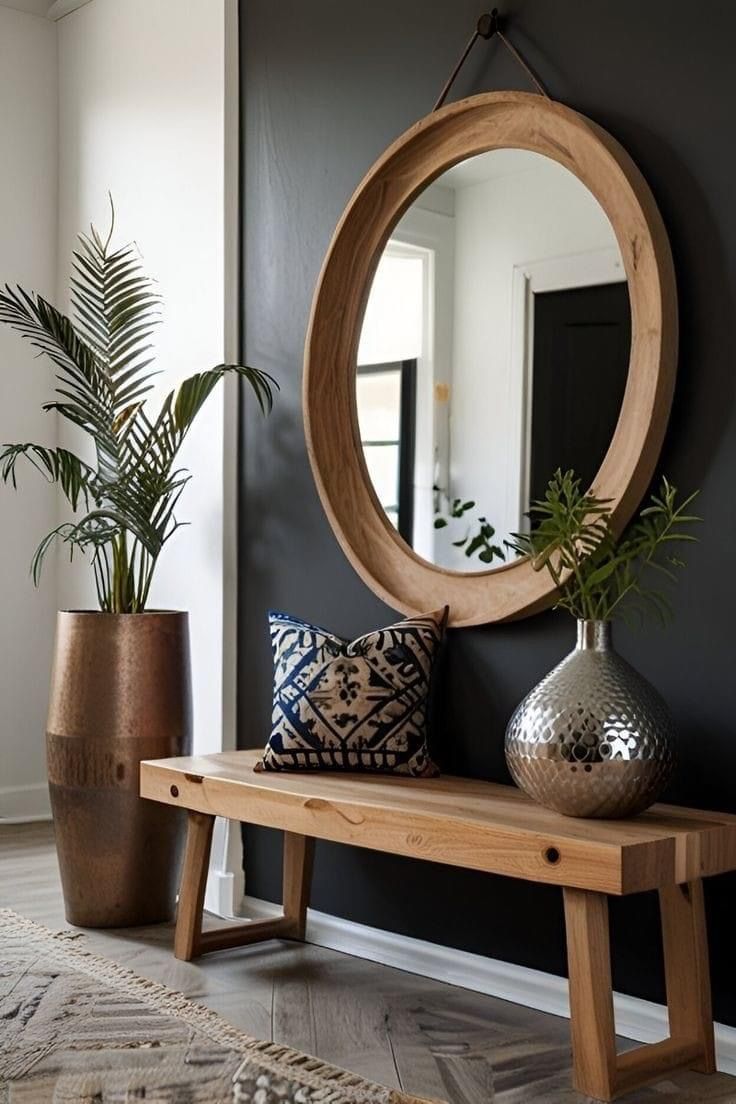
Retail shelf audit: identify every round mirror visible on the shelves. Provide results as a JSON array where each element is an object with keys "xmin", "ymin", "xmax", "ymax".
[
  {"xmin": 355, "ymin": 148, "xmax": 630, "ymax": 571},
  {"xmin": 304, "ymin": 92, "xmax": 676, "ymax": 626}
]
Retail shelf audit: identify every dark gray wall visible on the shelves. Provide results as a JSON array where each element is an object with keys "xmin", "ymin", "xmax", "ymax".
[{"xmin": 238, "ymin": 1, "xmax": 736, "ymax": 1025}]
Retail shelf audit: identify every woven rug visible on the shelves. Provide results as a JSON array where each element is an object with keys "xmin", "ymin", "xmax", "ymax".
[{"xmin": 0, "ymin": 909, "xmax": 435, "ymax": 1104}]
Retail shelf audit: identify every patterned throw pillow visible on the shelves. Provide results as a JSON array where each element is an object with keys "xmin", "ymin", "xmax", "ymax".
[{"xmin": 258, "ymin": 608, "xmax": 447, "ymax": 777}]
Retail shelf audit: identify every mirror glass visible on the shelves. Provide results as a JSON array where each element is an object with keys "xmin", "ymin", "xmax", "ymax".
[{"xmin": 355, "ymin": 148, "xmax": 631, "ymax": 572}]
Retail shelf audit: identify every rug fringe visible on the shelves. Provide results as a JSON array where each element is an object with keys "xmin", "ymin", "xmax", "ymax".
[{"xmin": 0, "ymin": 910, "xmax": 441, "ymax": 1104}]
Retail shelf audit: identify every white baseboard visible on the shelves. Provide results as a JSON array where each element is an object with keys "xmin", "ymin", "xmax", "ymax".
[
  {"xmin": 205, "ymin": 868, "xmax": 236, "ymax": 917},
  {"xmin": 239, "ymin": 894, "xmax": 736, "ymax": 1076},
  {"xmin": 205, "ymin": 818, "xmax": 245, "ymax": 918},
  {"xmin": 0, "ymin": 782, "xmax": 51, "ymax": 823}
]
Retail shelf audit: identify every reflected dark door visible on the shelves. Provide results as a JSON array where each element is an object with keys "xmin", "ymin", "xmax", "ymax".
[{"xmin": 529, "ymin": 281, "xmax": 631, "ymax": 505}]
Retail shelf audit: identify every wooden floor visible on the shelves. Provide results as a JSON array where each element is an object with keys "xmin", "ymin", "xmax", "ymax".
[{"xmin": 3, "ymin": 823, "xmax": 736, "ymax": 1103}]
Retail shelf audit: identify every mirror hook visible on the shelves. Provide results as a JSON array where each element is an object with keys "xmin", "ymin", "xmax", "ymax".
[
  {"xmin": 433, "ymin": 9, "xmax": 549, "ymax": 112},
  {"xmin": 477, "ymin": 9, "xmax": 501, "ymax": 40}
]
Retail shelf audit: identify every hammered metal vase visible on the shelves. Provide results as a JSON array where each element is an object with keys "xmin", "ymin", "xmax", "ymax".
[
  {"xmin": 46, "ymin": 611, "xmax": 192, "ymax": 927},
  {"xmin": 505, "ymin": 620, "xmax": 675, "ymax": 818}
]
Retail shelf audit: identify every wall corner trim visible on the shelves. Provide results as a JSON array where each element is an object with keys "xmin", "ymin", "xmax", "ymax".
[
  {"xmin": 46, "ymin": 0, "xmax": 91, "ymax": 20},
  {"xmin": 239, "ymin": 894, "xmax": 736, "ymax": 1076}
]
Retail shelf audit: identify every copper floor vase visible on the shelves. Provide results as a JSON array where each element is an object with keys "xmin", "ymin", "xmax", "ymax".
[{"xmin": 46, "ymin": 611, "xmax": 192, "ymax": 928}]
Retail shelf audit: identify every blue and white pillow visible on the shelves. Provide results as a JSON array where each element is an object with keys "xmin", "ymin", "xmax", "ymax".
[{"xmin": 259, "ymin": 608, "xmax": 447, "ymax": 777}]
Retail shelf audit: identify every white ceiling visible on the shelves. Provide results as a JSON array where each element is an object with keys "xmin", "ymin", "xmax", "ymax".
[
  {"xmin": 0, "ymin": 0, "xmax": 89, "ymax": 18},
  {"xmin": 442, "ymin": 148, "xmax": 553, "ymax": 189}
]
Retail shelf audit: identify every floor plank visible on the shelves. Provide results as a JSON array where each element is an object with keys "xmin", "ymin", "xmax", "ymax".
[
  {"xmin": 271, "ymin": 946, "xmax": 403, "ymax": 1089},
  {"xmin": 2, "ymin": 821, "xmax": 736, "ymax": 1103}
]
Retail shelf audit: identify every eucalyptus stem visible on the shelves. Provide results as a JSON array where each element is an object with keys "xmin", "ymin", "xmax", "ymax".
[
  {"xmin": 566, "ymin": 538, "xmax": 595, "ymax": 621},
  {"xmin": 507, "ymin": 470, "xmax": 700, "ymax": 627}
]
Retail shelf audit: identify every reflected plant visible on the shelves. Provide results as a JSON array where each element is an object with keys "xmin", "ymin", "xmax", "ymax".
[
  {"xmin": 0, "ymin": 203, "xmax": 276, "ymax": 612},
  {"xmin": 433, "ymin": 492, "xmax": 505, "ymax": 565},
  {"xmin": 506, "ymin": 468, "xmax": 701, "ymax": 624}
]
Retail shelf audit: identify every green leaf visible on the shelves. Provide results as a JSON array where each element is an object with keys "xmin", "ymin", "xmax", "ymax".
[
  {"xmin": 0, "ymin": 201, "xmax": 278, "ymax": 613},
  {"xmin": 0, "ymin": 443, "xmax": 100, "ymax": 511},
  {"xmin": 511, "ymin": 470, "xmax": 700, "ymax": 625},
  {"xmin": 584, "ymin": 559, "xmax": 619, "ymax": 588}
]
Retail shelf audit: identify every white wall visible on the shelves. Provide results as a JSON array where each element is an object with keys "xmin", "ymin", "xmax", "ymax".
[
  {"xmin": 57, "ymin": 0, "xmax": 232, "ymax": 755},
  {"xmin": 449, "ymin": 155, "xmax": 621, "ymax": 560},
  {"xmin": 392, "ymin": 190, "xmax": 456, "ymax": 564},
  {"xmin": 0, "ymin": 6, "xmax": 58, "ymax": 819}
]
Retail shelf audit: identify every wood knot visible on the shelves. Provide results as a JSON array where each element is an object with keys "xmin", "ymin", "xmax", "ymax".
[
  {"xmin": 303, "ymin": 798, "xmax": 365, "ymax": 825},
  {"xmin": 303, "ymin": 797, "xmax": 330, "ymax": 811}
]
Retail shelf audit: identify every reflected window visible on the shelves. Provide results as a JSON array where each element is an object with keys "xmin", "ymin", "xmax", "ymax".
[
  {"xmin": 356, "ymin": 361, "xmax": 416, "ymax": 542},
  {"xmin": 358, "ymin": 251, "xmax": 424, "ymax": 364}
]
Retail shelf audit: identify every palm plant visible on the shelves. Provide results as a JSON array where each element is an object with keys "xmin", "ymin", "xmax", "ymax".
[
  {"xmin": 0, "ymin": 208, "xmax": 275, "ymax": 613},
  {"xmin": 507, "ymin": 469, "xmax": 701, "ymax": 625}
]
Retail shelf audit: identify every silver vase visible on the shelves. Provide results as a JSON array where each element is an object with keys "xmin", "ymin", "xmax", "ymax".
[{"xmin": 505, "ymin": 620, "xmax": 676, "ymax": 818}]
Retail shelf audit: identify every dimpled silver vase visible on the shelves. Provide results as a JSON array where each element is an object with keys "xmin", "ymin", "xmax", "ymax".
[{"xmin": 505, "ymin": 620, "xmax": 676, "ymax": 818}]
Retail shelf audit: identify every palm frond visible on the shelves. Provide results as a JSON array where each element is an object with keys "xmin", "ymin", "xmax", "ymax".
[
  {"xmin": 70, "ymin": 198, "xmax": 161, "ymax": 408},
  {"xmin": 0, "ymin": 443, "xmax": 100, "ymax": 511},
  {"xmin": 130, "ymin": 364, "xmax": 277, "ymax": 481},
  {"xmin": 31, "ymin": 516, "xmax": 119, "ymax": 586},
  {"xmin": 0, "ymin": 285, "xmax": 126, "ymax": 483},
  {"xmin": 0, "ymin": 204, "xmax": 277, "ymax": 612},
  {"xmin": 0, "ymin": 286, "xmax": 104, "ymax": 403}
]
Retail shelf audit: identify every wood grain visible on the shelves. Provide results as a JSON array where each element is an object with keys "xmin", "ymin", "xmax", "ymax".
[
  {"xmin": 660, "ymin": 880, "xmax": 716, "ymax": 1074},
  {"xmin": 615, "ymin": 1038, "xmax": 705, "ymax": 1096},
  {"xmin": 282, "ymin": 832, "xmax": 315, "ymax": 938},
  {"xmin": 563, "ymin": 888, "xmax": 616, "ymax": 1100},
  {"xmin": 563, "ymin": 880, "xmax": 718, "ymax": 1100},
  {"xmin": 302, "ymin": 90, "xmax": 678, "ymax": 625},
  {"xmin": 140, "ymin": 750, "xmax": 736, "ymax": 895},
  {"xmin": 174, "ymin": 820, "xmax": 314, "ymax": 960},
  {"xmin": 174, "ymin": 810, "xmax": 214, "ymax": 960}
]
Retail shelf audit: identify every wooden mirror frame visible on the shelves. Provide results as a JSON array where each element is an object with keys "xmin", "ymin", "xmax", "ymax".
[{"xmin": 304, "ymin": 91, "xmax": 677, "ymax": 627}]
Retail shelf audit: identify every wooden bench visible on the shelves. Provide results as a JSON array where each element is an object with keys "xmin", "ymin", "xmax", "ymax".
[{"xmin": 140, "ymin": 749, "xmax": 736, "ymax": 1102}]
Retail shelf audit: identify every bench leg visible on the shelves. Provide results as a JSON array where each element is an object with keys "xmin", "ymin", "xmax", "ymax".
[
  {"xmin": 660, "ymin": 880, "xmax": 716, "ymax": 1074},
  {"xmin": 563, "ymin": 881, "xmax": 716, "ymax": 1101},
  {"xmin": 174, "ymin": 813, "xmax": 315, "ymax": 961},
  {"xmin": 283, "ymin": 830, "xmax": 314, "ymax": 939},
  {"xmin": 563, "ymin": 887, "xmax": 617, "ymax": 1101},
  {"xmin": 174, "ymin": 811, "xmax": 214, "ymax": 961}
]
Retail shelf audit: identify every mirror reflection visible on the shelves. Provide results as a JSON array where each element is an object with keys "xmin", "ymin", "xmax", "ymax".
[{"xmin": 356, "ymin": 148, "xmax": 631, "ymax": 571}]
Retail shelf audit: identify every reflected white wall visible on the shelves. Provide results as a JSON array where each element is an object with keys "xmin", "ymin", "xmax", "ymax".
[{"xmin": 449, "ymin": 154, "xmax": 621, "ymax": 562}]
